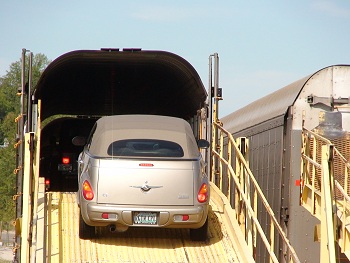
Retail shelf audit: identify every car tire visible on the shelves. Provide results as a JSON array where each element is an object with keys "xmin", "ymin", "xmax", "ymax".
[
  {"xmin": 190, "ymin": 216, "xmax": 208, "ymax": 241},
  {"xmin": 79, "ymin": 211, "xmax": 96, "ymax": 239}
]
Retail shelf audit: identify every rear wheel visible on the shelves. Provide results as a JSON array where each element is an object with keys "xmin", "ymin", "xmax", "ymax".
[
  {"xmin": 190, "ymin": 216, "xmax": 208, "ymax": 241},
  {"xmin": 79, "ymin": 211, "xmax": 96, "ymax": 239}
]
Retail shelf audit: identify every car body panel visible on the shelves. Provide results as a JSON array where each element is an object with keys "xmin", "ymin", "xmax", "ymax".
[{"xmin": 96, "ymin": 159, "xmax": 196, "ymax": 206}]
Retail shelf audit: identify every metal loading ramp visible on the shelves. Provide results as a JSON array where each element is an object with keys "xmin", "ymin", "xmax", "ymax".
[{"xmin": 34, "ymin": 183, "xmax": 253, "ymax": 263}]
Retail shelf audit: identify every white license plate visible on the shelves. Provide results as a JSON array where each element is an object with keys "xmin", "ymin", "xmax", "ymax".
[{"xmin": 133, "ymin": 212, "xmax": 158, "ymax": 225}]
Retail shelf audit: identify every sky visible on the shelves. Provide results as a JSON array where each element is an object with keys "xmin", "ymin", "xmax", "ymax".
[{"xmin": 1, "ymin": 1, "xmax": 350, "ymax": 118}]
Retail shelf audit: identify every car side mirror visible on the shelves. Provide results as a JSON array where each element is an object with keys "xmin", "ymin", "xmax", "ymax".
[
  {"xmin": 197, "ymin": 139, "xmax": 209, "ymax": 149},
  {"xmin": 72, "ymin": 136, "xmax": 86, "ymax": 146}
]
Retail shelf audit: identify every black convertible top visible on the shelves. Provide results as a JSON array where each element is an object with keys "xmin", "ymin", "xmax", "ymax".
[{"xmin": 34, "ymin": 49, "xmax": 207, "ymax": 121}]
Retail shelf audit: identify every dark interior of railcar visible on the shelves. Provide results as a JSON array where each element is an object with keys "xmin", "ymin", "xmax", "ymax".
[{"xmin": 40, "ymin": 117, "xmax": 97, "ymax": 191}]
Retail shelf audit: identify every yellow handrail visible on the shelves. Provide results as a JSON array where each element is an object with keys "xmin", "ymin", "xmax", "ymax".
[
  {"xmin": 301, "ymin": 127, "xmax": 350, "ymax": 261},
  {"xmin": 211, "ymin": 121, "xmax": 300, "ymax": 263}
]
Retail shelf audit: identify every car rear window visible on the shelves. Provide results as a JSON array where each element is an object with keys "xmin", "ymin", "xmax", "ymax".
[{"xmin": 107, "ymin": 139, "xmax": 184, "ymax": 157}]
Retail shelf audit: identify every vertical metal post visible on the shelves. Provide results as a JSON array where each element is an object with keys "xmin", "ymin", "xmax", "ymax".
[
  {"xmin": 27, "ymin": 52, "xmax": 33, "ymax": 132},
  {"xmin": 21, "ymin": 133, "xmax": 33, "ymax": 262},
  {"xmin": 209, "ymin": 53, "xmax": 221, "ymax": 185},
  {"xmin": 212, "ymin": 53, "xmax": 219, "ymax": 124},
  {"xmin": 211, "ymin": 53, "xmax": 223, "ymax": 184},
  {"xmin": 15, "ymin": 48, "xmax": 28, "ymax": 263},
  {"xmin": 207, "ymin": 55, "xmax": 213, "ymax": 182}
]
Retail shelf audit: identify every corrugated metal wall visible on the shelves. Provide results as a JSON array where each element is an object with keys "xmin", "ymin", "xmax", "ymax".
[{"xmin": 233, "ymin": 115, "xmax": 286, "ymax": 262}]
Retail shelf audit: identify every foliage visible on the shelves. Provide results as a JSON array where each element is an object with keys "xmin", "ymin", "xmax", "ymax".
[
  {"xmin": 0, "ymin": 113, "xmax": 16, "ymax": 222},
  {"xmin": 0, "ymin": 53, "xmax": 50, "ymax": 223},
  {"xmin": 0, "ymin": 53, "xmax": 49, "ymax": 120}
]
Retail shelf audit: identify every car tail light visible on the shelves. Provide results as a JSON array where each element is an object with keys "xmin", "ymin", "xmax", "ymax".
[
  {"xmin": 62, "ymin": 157, "xmax": 70, "ymax": 164},
  {"xmin": 174, "ymin": 215, "xmax": 190, "ymax": 221},
  {"xmin": 45, "ymin": 179, "xmax": 50, "ymax": 190},
  {"xmin": 182, "ymin": 215, "xmax": 189, "ymax": 221},
  {"xmin": 197, "ymin": 183, "xmax": 208, "ymax": 203},
  {"xmin": 82, "ymin": 180, "xmax": 94, "ymax": 200}
]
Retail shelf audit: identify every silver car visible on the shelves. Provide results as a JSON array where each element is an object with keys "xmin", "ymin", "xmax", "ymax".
[{"xmin": 76, "ymin": 114, "xmax": 210, "ymax": 241}]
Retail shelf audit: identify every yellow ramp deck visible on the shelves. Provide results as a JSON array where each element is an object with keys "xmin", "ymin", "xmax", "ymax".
[{"xmin": 34, "ymin": 183, "xmax": 253, "ymax": 263}]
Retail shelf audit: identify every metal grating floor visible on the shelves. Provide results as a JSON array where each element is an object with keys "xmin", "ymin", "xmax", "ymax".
[{"xmin": 41, "ymin": 192, "xmax": 243, "ymax": 263}]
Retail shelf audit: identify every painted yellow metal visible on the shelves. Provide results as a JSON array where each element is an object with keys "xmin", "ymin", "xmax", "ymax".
[
  {"xmin": 212, "ymin": 122, "xmax": 300, "ymax": 263},
  {"xmin": 46, "ymin": 192, "xmax": 61, "ymax": 262},
  {"xmin": 19, "ymin": 100, "xmax": 43, "ymax": 263},
  {"xmin": 31, "ymin": 178, "xmax": 45, "ymax": 263},
  {"xmin": 301, "ymin": 127, "xmax": 350, "ymax": 261},
  {"xmin": 35, "ymin": 186, "xmax": 254, "ymax": 263},
  {"xmin": 21, "ymin": 132, "xmax": 39, "ymax": 262},
  {"xmin": 320, "ymin": 144, "xmax": 336, "ymax": 263},
  {"xmin": 20, "ymin": 132, "xmax": 32, "ymax": 261},
  {"xmin": 210, "ymin": 182, "xmax": 255, "ymax": 263},
  {"xmin": 30, "ymin": 103, "xmax": 43, "ymax": 263}
]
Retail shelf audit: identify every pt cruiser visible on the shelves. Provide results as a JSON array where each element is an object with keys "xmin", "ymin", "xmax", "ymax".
[{"xmin": 76, "ymin": 115, "xmax": 210, "ymax": 241}]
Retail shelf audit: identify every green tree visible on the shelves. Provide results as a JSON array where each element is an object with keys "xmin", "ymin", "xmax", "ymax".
[
  {"xmin": 0, "ymin": 53, "xmax": 49, "ymax": 118},
  {"xmin": 0, "ymin": 105, "xmax": 18, "ymax": 238},
  {"xmin": 0, "ymin": 53, "xmax": 50, "ymax": 228}
]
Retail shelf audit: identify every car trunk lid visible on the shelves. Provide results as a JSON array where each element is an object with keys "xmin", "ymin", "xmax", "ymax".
[{"xmin": 96, "ymin": 159, "xmax": 195, "ymax": 206}]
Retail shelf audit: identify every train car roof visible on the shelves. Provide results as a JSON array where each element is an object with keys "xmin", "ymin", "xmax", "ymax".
[
  {"xmin": 222, "ymin": 65, "xmax": 350, "ymax": 134},
  {"xmin": 34, "ymin": 49, "xmax": 207, "ymax": 121}
]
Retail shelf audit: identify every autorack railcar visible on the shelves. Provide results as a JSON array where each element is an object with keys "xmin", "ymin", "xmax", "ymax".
[
  {"xmin": 221, "ymin": 65, "xmax": 350, "ymax": 262},
  {"xmin": 33, "ymin": 49, "xmax": 209, "ymax": 192}
]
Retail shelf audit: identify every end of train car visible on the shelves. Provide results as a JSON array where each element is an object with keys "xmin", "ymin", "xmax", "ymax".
[{"xmin": 221, "ymin": 65, "xmax": 350, "ymax": 262}]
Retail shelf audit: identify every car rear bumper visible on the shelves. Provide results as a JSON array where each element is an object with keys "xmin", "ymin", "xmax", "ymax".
[{"xmin": 81, "ymin": 203, "xmax": 209, "ymax": 229}]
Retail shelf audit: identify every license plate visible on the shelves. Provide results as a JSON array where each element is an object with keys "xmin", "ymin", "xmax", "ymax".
[
  {"xmin": 58, "ymin": 164, "xmax": 72, "ymax": 171},
  {"xmin": 133, "ymin": 212, "xmax": 158, "ymax": 225}
]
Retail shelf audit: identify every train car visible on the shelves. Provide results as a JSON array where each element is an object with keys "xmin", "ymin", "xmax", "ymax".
[
  {"xmin": 16, "ymin": 49, "xmax": 211, "ymax": 262},
  {"xmin": 221, "ymin": 65, "xmax": 350, "ymax": 262}
]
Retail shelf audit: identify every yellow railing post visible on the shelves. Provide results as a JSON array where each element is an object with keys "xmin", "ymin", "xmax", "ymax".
[
  {"xmin": 219, "ymin": 132, "xmax": 224, "ymax": 190},
  {"xmin": 270, "ymin": 220, "xmax": 274, "ymax": 263},
  {"xmin": 234, "ymin": 138, "xmax": 242, "ymax": 228},
  {"xmin": 20, "ymin": 133, "xmax": 32, "ymax": 262},
  {"xmin": 227, "ymin": 139, "xmax": 233, "ymax": 202},
  {"xmin": 320, "ymin": 144, "xmax": 336, "ymax": 263},
  {"xmin": 341, "ymin": 166, "xmax": 348, "ymax": 252}
]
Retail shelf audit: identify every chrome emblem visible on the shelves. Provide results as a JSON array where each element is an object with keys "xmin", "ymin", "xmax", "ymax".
[{"xmin": 130, "ymin": 181, "xmax": 163, "ymax": 193}]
